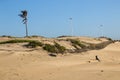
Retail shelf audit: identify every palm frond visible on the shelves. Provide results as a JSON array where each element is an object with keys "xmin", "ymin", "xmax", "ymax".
[
  {"xmin": 21, "ymin": 10, "xmax": 27, "ymax": 17},
  {"xmin": 18, "ymin": 14, "xmax": 25, "ymax": 18},
  {"xmin": 22, "ymin": 18, "xmax": 27, "ymax": 24}
]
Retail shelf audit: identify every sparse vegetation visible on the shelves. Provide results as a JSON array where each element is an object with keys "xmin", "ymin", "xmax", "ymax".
[
  {"xmin": 43, "ymin": 42, "xmax": 66, "ymax": 53},
  {"xmin": 66, "ymin": 39, "xmax": 113, "ymax": 53},
  {"xmin": 54, "ymin": 42, "xmax": 66, "ymax": 53},
  {"xmin": 67, "ymin": 39, "xmax": 86, "ymax": 49},
  {"xmin": 43, "ymin": 44, "xmax": 57, "ymax": 53},
  {"xmin": 99, "ymin": 36, "xmax": 113, "ymax": 41},
  {"xmin": 0, "ymin": 39, "xmax": 66, "ymax": 53},
  {"xmin": 0, "ymin": 39, "xmax": 44, "ymax": 48},
  {"xmin": 0, "ymin": 37, "xmax": 113, "ymax": 54},
  {"xmin": 88, "ymin": 41, "xmax": 113, "ymax": 50},
  {"xmin": 25, "ymin": 41, "xmax": 43, "ymax": 48},
  {"xmin": 0, "ymin": 39, "xmax": 34, "ymax": 44}
]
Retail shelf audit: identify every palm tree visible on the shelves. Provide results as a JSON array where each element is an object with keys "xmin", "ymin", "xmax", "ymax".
[{"xmin": 19, "ymin": 10, "xmax": 28, "ymax": 37}]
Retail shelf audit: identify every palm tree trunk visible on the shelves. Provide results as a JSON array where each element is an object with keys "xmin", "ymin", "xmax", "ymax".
[{"xmin": 25, "ymin": 22, "xmax": 28, "ymax": 37}]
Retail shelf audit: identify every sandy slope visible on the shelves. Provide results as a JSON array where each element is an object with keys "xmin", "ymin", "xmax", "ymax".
[{"xmin": 0, "ymin": 38, "xmax": 120, "ymax": 80}]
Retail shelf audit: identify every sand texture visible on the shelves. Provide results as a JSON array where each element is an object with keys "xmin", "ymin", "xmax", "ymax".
[{"xmin": 0, "ymin": 36, "xmax": 120, "ymax": 80}]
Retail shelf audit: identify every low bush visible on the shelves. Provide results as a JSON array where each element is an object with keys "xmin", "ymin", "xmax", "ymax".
[
  {"xmin": 0, "ymin": 39, "xmax": 33, "ymax": 44},
  {"xmin": 43, "ymin": 44, "xmax": 57, "ymax": 53},
  {"xmin": 54, "ymin": 42, "xmax": 66, "ymax": 53},
  {"xmin": 43, "ymin": 42, "xmax": 66, "ymax": 53},
  {"xmin": 0, "ymin": 39, "xmax": 44, "ymax": 48},
  {"xmin": 68, "ymin": 39, "xmax": 86, "ymax": 49},
  {"xmin": 26, "ymin": 41, "xmax": 43, "ymax": 48}
]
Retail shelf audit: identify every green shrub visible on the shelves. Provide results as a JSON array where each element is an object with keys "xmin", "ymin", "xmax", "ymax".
[
  {"xmin": 54, "ymin": 42, "xmax": 66, "ymax": 53},
  {"xmin": 107, "ymin": 38, "xmax": 112, "ymax": 41},
  {"xmin": 43, "ymin": 42, "xmax": 66, "ymax": 53},
  {"xmin": 26, "ymin": 41, "xmax": 43, "ymax": 48},
  {"xmin": 68, "ymin": 39, "xmax": 86, "ymax": 49},
  {"xmin": 0, "ymin": 39, "xmax": 44, "ymax": 48},
  {"xmin": 0, "ymin": 39, "xmax": 33, "ymax": 44},
  {"xmin": 43, "ymin": 44, "xmax": 57, "ymax": 53}
]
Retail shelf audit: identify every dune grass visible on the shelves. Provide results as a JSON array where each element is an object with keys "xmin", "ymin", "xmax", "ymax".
[
  {"xmin": 67, "ymin": 39, "xmax": 86, "ymax": 49},
  {"xmin": 88, "ymin": 41, "xmax": 113, "ymax": 50},
  {"xmin": 0, "ymin": 39, "xmax": 43, "ymax": 48},
  {"xmin": 25, "ymin": 41, "xmax": 43, "ymax": 48},
  {"xmin": 43, "ymin": 42, "xmax": 66, "ymax": 53},
  {"xmin": 0, "ymin": 39, "xmax": 34, "ymax": 44}
]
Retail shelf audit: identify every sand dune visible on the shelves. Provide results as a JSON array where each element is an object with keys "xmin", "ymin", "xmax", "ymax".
[{"xmin": 0, "ymin": 37, "xmax": 120, "ymax": 80}]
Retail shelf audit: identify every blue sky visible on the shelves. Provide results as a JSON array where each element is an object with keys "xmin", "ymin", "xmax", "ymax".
[{"xmin": 0, "ymin": 0, "xmax": 120, "ymax": 39}]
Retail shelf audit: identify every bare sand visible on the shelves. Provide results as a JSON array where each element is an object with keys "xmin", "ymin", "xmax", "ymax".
[{"xmin": 0, "ymin": 37, "xmax": 120, "ymax": 80}]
